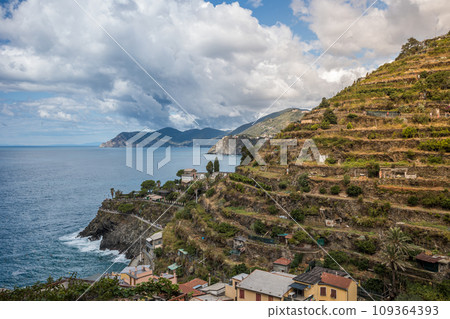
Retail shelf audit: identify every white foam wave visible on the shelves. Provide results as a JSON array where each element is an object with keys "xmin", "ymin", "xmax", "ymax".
[{"xmin": 59, "ymin": 230, "xmax": 129, "ymax": 264}]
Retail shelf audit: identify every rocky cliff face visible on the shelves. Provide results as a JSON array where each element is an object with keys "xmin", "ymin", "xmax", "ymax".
[{"xmin": 79, "ymin": 200, "xmax": 178, "ymax": 259}]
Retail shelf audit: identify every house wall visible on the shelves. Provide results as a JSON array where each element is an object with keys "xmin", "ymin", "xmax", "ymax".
[
  {"xmin": 273, "ymin": 264, "xmax": 289, "ymax": 273},
  {"xmin": 236, "ymin": 288, "xmax": 282, "ymax": 301},
  {"xmin": 302, "ymin": 282, "xmax": 357, "ymax": 301}
]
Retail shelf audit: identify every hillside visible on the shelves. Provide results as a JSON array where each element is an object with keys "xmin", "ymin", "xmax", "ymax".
[
  {"xmin": 100, "ymin": 127, "xmax": 227, "ymax": 148},
  {"xmin": 81, "ymin": 33, "xmax": 449, "ymax": 301},
  {"xmin": 209, "ymin": 108, "xmax": 308, "ymax": 154}
]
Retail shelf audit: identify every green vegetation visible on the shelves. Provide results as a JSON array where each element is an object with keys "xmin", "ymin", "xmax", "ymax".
[
  {"xmin": 402, "ymin": 127, "xmax": 418, "ymax": 138},
  {"xmin": 418, "ymin": 138, "xmax": 450, "ymax": 152},
  {"xmin": 205, "ymin": 188, "xmax": 215, "ymax": 198},
  {"xmin": 297, "ymin": 173, "xmax": 310, "ymax": 192},
  {"xmin": 291, "ymin": 209, "xmax": 305, "ymax": 223},
  {"xmin": 117, "ymin": 203, "xmax": 134, "ymax": 214},
  {"xmin": 319, "ymin": 187, "xmax": 327, "ymax": 194},
  {"xmin": 323, "ymin": 108, "xmax": 337, "ymax": 124},
  {"xmin": 325, "ymin": 156, "xmax": 337, "ymax": 165},
  {"xmin": 214, "ymin": 157, "xmax": 220, "ymax": 172},
  {"xmin": 268, "ymin": 205, "xmax": 279, "ymax": 215},
  {"xmin": 355, "ymin": 238, "xmax": 377, "ymax": 255},
  {"xmin": 330, "ymin": 185, "xmax": 341, "ymax": 195},
  {"xmin": 346, "ymin": 122, "xmax": 354, "ymax": 129},
  {"xmin": 347, "ymin": 185, "xmax": 363, "ymax": 197},
  {"xmin": 323, "ymin": 251, "xmax": 348, "ymax": 270},
  {"xmin": 0, "ymin": 275, "xmax": 179, "ymax": 301},
  {"xmin": 141, "ymin": 180, "xmax": 156, "ymax": 191},
  {"xmin": 253, "ymin": 220, "xmax": 267, "ymax": 235},
  {"xmin": 206, "ymin": 161, "xmax": 214, "ymax": 174}
]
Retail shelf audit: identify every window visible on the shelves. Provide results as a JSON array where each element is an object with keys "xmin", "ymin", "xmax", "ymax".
[
  {"xmin": 256, "ymin": 293, "xmax": 261, "ymax": 301},
  {"xmin": 239, "ymin": 289, "xmax": 245, "ymax": 299},
  {"xmin": 320, "ymin": 287, "xmax": 326, "ymax": 296},
  {"xmin": 268, "ymin": 296, "xmax": 273, "ymax": 301},
  {"xmin": 331, "ymin": 289, "xmax": 337, "ymax": 299}
]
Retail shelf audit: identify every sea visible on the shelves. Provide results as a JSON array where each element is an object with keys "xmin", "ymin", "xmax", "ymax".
[{"xmin": 0, "ymin": 146, "xmax": 239, "ymax": 289}]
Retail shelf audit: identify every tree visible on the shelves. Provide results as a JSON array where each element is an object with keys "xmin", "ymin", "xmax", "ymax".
[
  {"xmin": 110, "ymin": 188, "xmax": 115, "ymax": 199},
  {"xmin": 141, "ymin": 180, "xmax": 156, "ymax": 191},
  {"xmin": 206, "ymin": 161, "xmax": 213, "ymax": 174},
  {"xmin": 176, "ymin": 169, "xmax": 185, "ymax": 178},
  {"xmin": 162, "ymin": 180, "xmax": 176, "ymax": 190},
  {"xmin": 213, "ymin": 157, "xmax": 220, "ymax": 172},
  {"xmin": 381, "ymin": 227, "xmax": 411, "ymax": 297},
  {"xmin": 318, "ymin": 97, "xmax": 330, "ymax": 108},
  {"xmin": 323, "ymin": 108, "xmax": 337, "ymax": 124}
]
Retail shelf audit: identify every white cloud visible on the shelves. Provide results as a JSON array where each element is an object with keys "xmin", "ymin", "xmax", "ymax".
[
  {"xmin": 290, "ymin": 0, "xmax": 309, "ymax": 16},
  {"xmin": 0, "ymin": 0, "xmax": 448, "ymax": 143},
  {"xmin": 248, "ymin": 0, "xmax": 263, "ymax": 8},
  {"xmin": 294, "ymin": 0, "xmax": 450, "ymax": 57}
]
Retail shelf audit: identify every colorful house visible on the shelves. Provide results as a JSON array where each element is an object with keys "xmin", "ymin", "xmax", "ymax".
[
  {"xmin": 290, "ymin": 267, "xmax": 357, "ymax": 301},
  {"xmin": 119, "ymin": 265, "xmax": 157, "ymax": 286}
]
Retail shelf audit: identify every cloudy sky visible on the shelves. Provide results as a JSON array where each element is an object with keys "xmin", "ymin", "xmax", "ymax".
[{"xmin": 0, "ymin": 0, "xmax": 449, "ymax": 145}]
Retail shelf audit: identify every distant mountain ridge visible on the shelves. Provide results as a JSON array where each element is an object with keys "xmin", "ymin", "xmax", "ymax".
[{"xmin": 100, "ymin": 127, "xmax": 227, "ymax": 148}]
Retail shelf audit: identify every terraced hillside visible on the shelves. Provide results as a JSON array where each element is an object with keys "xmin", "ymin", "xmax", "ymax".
[{"xmin": 158, "ymin": 33, "xmax": 450, "ymax": 300}]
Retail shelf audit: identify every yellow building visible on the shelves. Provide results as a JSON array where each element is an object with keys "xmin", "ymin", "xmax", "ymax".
[
  {"xmin": 289, "ymin": 267, "xmax": 357, "ymax": 301},
  {"xmin": 225, "ymin": 273, "xmax": 248, "ymax": 300},
  {"xmin": 234, "ymin": 270, "xmax": 296, "ymax": 301}
]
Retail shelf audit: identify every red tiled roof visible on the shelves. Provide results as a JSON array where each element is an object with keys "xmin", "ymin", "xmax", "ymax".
[
  {"xmin": 285, "ymin": 234, "xmax": 293, "ymax": 239},
  {"xmin": 274, "ymin": 257, "xmax": 291, "ymax": 266},
  {"xmin": 178, "ymin": 278, "xmax": 207, "ymax": 297},
  {"xmin": 320, "ymin": 272, "xmax": 352, "ymax": 290}
]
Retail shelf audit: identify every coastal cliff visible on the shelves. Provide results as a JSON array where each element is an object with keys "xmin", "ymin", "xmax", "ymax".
[{"xmin": 79, "ymin": 199, "xmax": 179, "ymax": 259}]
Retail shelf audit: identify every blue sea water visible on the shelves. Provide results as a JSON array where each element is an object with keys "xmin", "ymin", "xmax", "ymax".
[{"xmin": 0, "ymin": 146, "xmax": 238, "ymax": 289}]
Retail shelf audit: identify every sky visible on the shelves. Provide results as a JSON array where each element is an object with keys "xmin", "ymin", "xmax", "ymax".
[{"xmin": 0, "ymin": 0, "xmax": 449, "ymax": 145}]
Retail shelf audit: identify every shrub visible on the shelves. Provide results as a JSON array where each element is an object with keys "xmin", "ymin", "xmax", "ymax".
[
  {"xmin": 253, "ymin": 220, "xmax": 267, "ymax": 235},
  {"xmin": 368, "ymin": 132, "xmax": 377, "ymax": 139},
  {"xmin": 419, "ymin": 139, "xmax": 450, "ymax": 152},
  {"xmin": 320, "ymin": 120, "xmax": 330, "ymax": 130},
  {"xmin": 406, "ymin": 150, "xmax": 416, "ymax": 160},
  {"xmin": 205, "ymin": 188, "xmax": 216, "ymax": 198},
  {"xmin": 412, "ymin": 114, "xmax": 430, "ymax": 124},
  {"xmin": 402, "ymin": 127, "xmax": 418, "ymax": 138},
  {"xmin": 347, "ymin": 113, "xmax": 358, "ymax": 119},
  {"xmin": 427, "ymin": 155, "xmax": 443, "ymax": 164},
  {"xmin": 319, "ymin": 187, "xmax": 327, "ymax": 194},
  {"xmin": 118, "ymin": 203, "xmax": 134, "ymax": 214},
  {"xmin": 347, "ymin": 185, "xmax": 362, "ymax": 197},
  {"xmin": 268, "ymin": 205, "xmax": 278, "ymax": 215},
  {"xmin": 367, "ymin": 161, "xmax": 380, "ymax": 178},
  {"xmin": 298, "ymin": 173, "xmax": 310, "ymax": 192},
  {"xmin": 154, "ymin": 247, "xmax": 163, "ymax": 258},
  {"xmin": 310, "ymin": 124, "xmax": 319, "ymax": 130},
  {"xmin": 278, "ymin": 181, "xmax": 288, "ymax": 190},
  {"xmin": 346, "ymin": 122, "xmax": 354, "ymax": 129},
  {"xmin": 343, "ymin": 174, "xmax": 351, "ymax": 186},
  {"xmin": 330, "ymin": 185, "xmax": 341, "ymax": 195},
  {"xmin": 355, "ymin": 238, "xmax": 377, "ymax": 255},
  {"xmin": 214, "ymin": 222, "xmax": 238, "ymax": 237},
  {"xmin": 291, "ymin": 209, "xmax": 305, "ymax": 223},
  {"xmin": 325, "ymin": 156, "xmax": 337, "ymax": 165},
  {"xmin": 290, "ymin": 253, "xmax": 304, "ymax": 269},
  {"xmin": 324, "ymin": 251, "xmax": 348, "ymax": 270},
  {"xmin": 323, "ymin": 108, "xmax": 337, "ymax": 124},
  {"xmin": 167, "ymin": 191, "xmax": 178, "ymax": 201}
]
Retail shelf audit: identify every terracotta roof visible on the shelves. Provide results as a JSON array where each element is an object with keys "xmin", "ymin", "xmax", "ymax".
[
  {"xmin": 178, "ymin": 278, "xmax": 208, "ymax": 297},
  {"xmin": 274, "ymin": 257, "xmax": 291, "ymax": 266},
  {"xmin": 416, "ymin": 252, "xmax": 444, "ymax": 264},
  {"xmin": 320, "ymin": 272, "xmax": 352, "ymax": 290}
]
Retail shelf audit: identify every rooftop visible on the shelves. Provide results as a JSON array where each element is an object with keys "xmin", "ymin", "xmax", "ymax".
[
  {"xmin": 237, "ymin": 269, "xmax": 294, "ymax": 299},
  {"xmin": 274, "ymin": 257, "xmax": 291, "ymax": 266},
  {"xmin": 232, "ymin": 273, "xmax": 248, "ymax": 281},
  {"xmin": 416, "ymin": 252, "xmax": 448, "ymax": 264},
  {"xmin": 293, "ymin": 267, "xmax": 347, "ymax": 285},
  {"xmin": 178, "ymin": 278, "xmax": 208, "ymax": 297},
  {"xmin": 147, "ymin": 231, "xmax": 163, "ymax": 242},
  {"xmin": 320, "ymin": 272, "xmax": 352, "ymax": 290}
]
